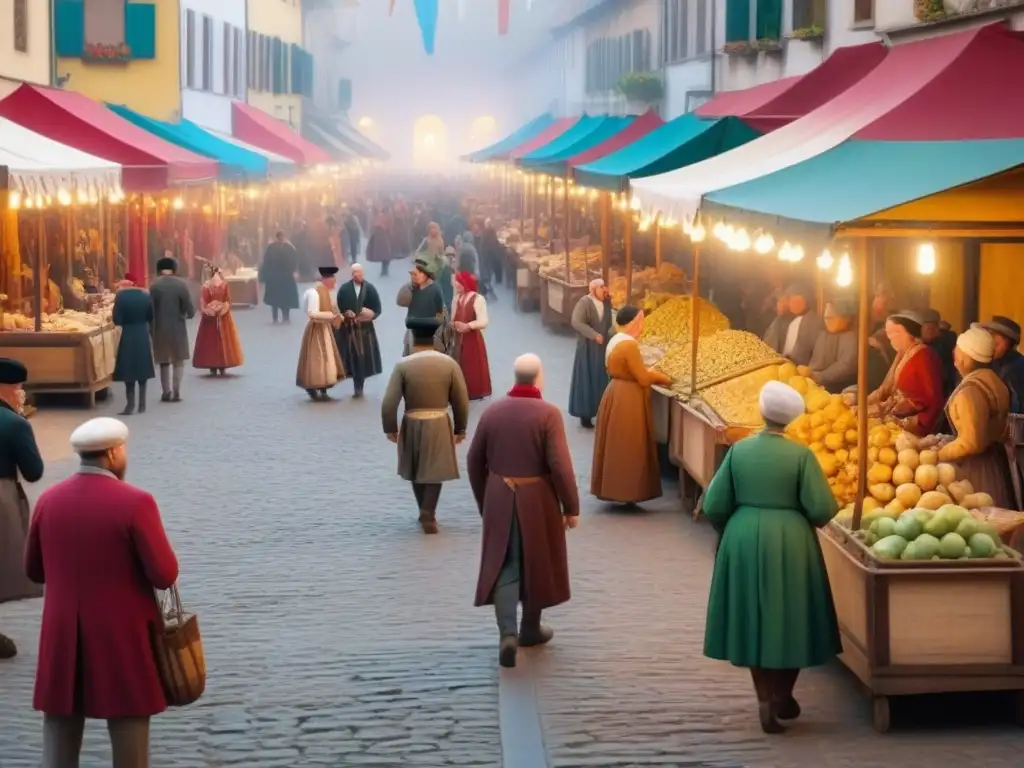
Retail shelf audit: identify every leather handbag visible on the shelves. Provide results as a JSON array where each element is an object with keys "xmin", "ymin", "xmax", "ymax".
[{"xmin": 152, "ymin": 584, "xmax": 206, "ymax": 707}]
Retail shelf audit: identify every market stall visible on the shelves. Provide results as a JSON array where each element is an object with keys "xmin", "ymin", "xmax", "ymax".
[{"xmin": 224, "ymin": 267, "xmax": 260, "ymax": 308}]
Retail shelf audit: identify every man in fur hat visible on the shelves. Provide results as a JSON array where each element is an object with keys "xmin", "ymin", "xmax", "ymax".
[{"xmin": 149, "ymin": 257, "xmax": 196, "ymax": 402}]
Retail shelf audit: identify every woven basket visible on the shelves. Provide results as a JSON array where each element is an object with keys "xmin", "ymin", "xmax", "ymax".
[{"xmin": 152, "ymin": 585, "xmax": 206, "ymax": 707}]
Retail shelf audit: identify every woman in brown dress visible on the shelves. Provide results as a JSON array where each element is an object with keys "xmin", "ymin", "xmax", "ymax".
[
  {"xmin": 936, "ymin": 326, "xmax": 1017, "ymax": 509},
  {"xmin": 193, "ymin": 267, "xmax": 244, "ymax": 375},
  {"xmin": 590, "ymin": 305, "xmax": 671, "ymax": 505}
]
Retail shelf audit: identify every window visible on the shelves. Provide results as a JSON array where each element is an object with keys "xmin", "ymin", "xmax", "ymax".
[
  {"xmin": 223, "ymin": 23, "xmax": 232, "ymax": 95},
  {"xmin": 792, "ymin": 0, "xmax": 826, "ymax": 29},
  {"xmin": 695, "ymin": 0, "xmax": 709, "ymax": 56},
  {"xmin": 185, "ymin": 9, "xmax": 196, "ymax": 89},
  {"xmin": 247, "ymin": 30, "xmax": 257, "ymax": 88},
  {"xmin": 585, "ymin": 28, "xmax": 652, "ymax": 95},
  {"xmin": 13, "ymin": 0, "xmax": 27, "ymax": 53},
  {"xmin": 234, "ymin": 28, "xmax": 244, "ymax": 97},
  {"xmin": 262, "ymin": 35, "xmax": 272, "ymax": 91},
  {"xmin": 201, "ymin": 15, "xmax": 213, "ymax": 91},
  {"xmin": 662, "ymin": 0, "xmax": 688, "ymax": 64},
  {"xmin": 854, "ymin": 0, "xmax": 873, "ymax": 23}
]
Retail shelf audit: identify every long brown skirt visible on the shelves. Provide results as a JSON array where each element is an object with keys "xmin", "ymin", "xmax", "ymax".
[
  {"xmin": 0, "ymin": 479, "xmax": 42, "ymax": 603},
  {"xmin": 958, "ymin": 443, "xmax": 1017, "ymax": 511},
  {"xmin": 296, "ymin": 321, "xmax": 346, "ymax": 390}
]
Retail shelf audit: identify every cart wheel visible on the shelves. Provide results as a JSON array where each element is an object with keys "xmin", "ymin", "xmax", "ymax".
[
  {"xmin": 872, "ymin": 696, "xmax": 890, "ymax": 734},
  {"xmin": 1014, "ymin": 691, "xmax": 1024, "ymax": 727}
]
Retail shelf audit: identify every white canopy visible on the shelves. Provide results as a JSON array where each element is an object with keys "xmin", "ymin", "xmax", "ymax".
[{"xmin": 0, "ymin": 116, "xmax": 121, "ymax": 198}]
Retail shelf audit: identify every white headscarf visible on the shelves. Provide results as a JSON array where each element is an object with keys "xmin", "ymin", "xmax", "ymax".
[
  {"xmin": 956, "ymin": 326, "xmax": 995, "ymax": 364},
  {"xmin": 759, "ymin": 381, "xmax": 805, "ymax": 426}
]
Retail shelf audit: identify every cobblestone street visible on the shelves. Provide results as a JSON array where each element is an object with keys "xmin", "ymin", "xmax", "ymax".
[{"xmin": 0, "ymin": 260, "xmax": 1021, "ymax": 766}]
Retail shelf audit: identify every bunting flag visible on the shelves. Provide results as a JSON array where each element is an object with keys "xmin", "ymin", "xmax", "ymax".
[
  {"xmin": 498, "ymin": 0, "xmax": 510, "ymax": 35},
  {"xmin": 414, "ymin": 0, "xmax": 439, "ymax": 55}
]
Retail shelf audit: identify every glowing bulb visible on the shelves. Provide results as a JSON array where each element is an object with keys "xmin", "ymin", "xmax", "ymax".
[
  {"xmin": 247, "ymin": 188, "xmax": 258, "ymax": 200},
  {"xmin": 35, "ymin": 194, "xmax": 44, "ymax": 208},
  {"xmin": 172, "ymin": 197, "xmax": 184, "ymax": 210},
  {"xmin": 731, "ymin": 228, "xmax": 751, "ymax": 251},
  {"xmin": 629, "ymin": 195, "xmax": 642, "ymax": 211},
  {"xmin": 662, "ymin": 216, "xmax": 676, "ymax": 229},
  {"xmin": 836, "ymin": 254, "xmax": 853, "ymax": 287},
  {"xmin": 778, "ymin": 241, "xmax": 794, "ymax": 261},
  {"xmin": 617, "ymin": 197, "xmax": 628, "ymax": 212},
  {"xmin": 753, "ymin": 231, "xmax": 775, "ymax": 254},
  {"xmin": 8, "ymin": 191, "xmax": 20, "ymax": 210},
  {"xmin": 24, "ymin": 196, "xmax": 33, "ymax": 209},
  {"xmin": 76, "ymin": 188, "xmax": 89, "ymax": 204},
  {"xmin": 57, "ymin": 189, "xmax": 72, "ymax": 206},
  {"xmin": 638, "ymin": 215, "xmax": 652, "ymax": 232},
  {"xmin": 690, "ymin": 221, "xmax": 706, "ymax": 243},
  {"xmin": 916, "ymin": 242, "xmax": 937, "ymax": 275},
  {"xmin": 790, "ymin": 244, "xmax": 805, "ymax": 262},
  {"xmin": 817, "ymin": 248, "xmax": 834, "ymax": 270},
  {"xmin": 712, "ymin": 221, "xmax": 727, "ymax": 241}
]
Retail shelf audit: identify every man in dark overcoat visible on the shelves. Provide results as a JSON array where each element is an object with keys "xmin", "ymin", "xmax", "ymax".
[
  {"xmin": 335, "ymin": 263, "xmax": 383, "ymax": 397},
  {"xmin": 149, "ymin": 257, "xmax": 195, "ymax": 403},
  {"xmin": 259, "ymin": 231, "xmax": 300, "ymax": 323},
  {"xmin": 568, "ymin": 278, "xmax": 613, "ymax": 428},
  {"xmin": 468, "ymin": 354, "xmax": 580, "ymax": 668}
]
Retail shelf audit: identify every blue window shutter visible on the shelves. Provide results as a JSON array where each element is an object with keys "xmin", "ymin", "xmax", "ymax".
[
  {"xmin": 338, "ymin": 79, "xmax": 351, "ymax": 111},
  {"xmin": 304, "ymin": 51, "xmax": 314, "ymax": 98},
  {"xmin": 289, "ymin": 43, "xmax": 301, "ymax": 94},
  {"xmin": 756, "ymin": 0, "xmax": 782, "ymax": 40},
  {"xmin": 54, "ymin": 0, "xmax": 84, "ymax": 57},
  {"xmin": 725, "ymin": 0, "xmax": 750, "ymax": 42},
  {"xmin": 125, "ymin": 3, "xmax": 156, "ymax": 59},
  {"xmin": 271, "ymin": 38, "xmax": 280, "ymax": 93}
]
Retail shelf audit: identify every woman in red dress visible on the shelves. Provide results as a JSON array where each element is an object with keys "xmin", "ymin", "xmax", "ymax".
[
  {"xmin": 193, "ymin": 267, "xmax": 244, "ymax": 375},
  {"xmin": 453, "ymin": 271, "xmax": 492, "ymax": 401}
]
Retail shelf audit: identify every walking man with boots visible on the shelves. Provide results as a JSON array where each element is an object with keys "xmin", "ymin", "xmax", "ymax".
[
  {"xmin": 149, "ymin": 257, "xmax": 195, "ymax": 403},
  {"xmin": 568, "ymin": 278, "xmax": 612, "ymax": 429},
  {"xmin": 382, "ymin": 317, "xmax": 469, "ymax": 533},
  {"xmin": 468, "ymin": 354, "xmax": 580, "ymax": 668}
]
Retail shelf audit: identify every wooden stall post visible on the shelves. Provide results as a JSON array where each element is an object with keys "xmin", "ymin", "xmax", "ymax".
[
  {"xmin": 601, "ymin": 191, "xmax": 610, "ymax": 285},
  {"xmin": 547, "ymin": 179, "xmax": 554, "ymax": 242},
  {"xmin": 624, "ymin": 205, "xmax": 633, "ymax": 303},
  {"xmin": 655, "ymin": 217, "xmax": 662, "ymax": 269},
  {"xmin": 34, "ymin": 210, "xmax": 44, "ymax": 332},
  {"xmin": 531, "ymin": 177, "xmax": 538, "ymax": 240},
  {"xmin": 689, "ymin": 245, "xmax": 701, "ymax": 395},
  {"xmin": 852, "ymin": 237, "xmax": 871, "ymax": 532},
  {"xmin": 563, "ymin": 171, "xmax": 571, "ymax": 283}
]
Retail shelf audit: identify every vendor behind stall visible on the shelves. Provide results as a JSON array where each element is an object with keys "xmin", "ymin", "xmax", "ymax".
[
  {"xmin": 920, "ymin": 308, "xmax": 958, "ymax": 398},
  {"xmin": 808, "ymin": 299, "xmax": 857, "ymax": 393},
  {"xmin": 858, "ymin": 313, "xmax": 945, "ymax": 437},
  {"xmin": 935, "ymin": 327, "xmax": 1016, "ymax": 509},
  {"xmin": 978, "ymin": 316, "xmax": 1024, "ymax": 413},
  {"xmin": 763, "ymin": 285, "xmax": 823, "ymax": 367}
]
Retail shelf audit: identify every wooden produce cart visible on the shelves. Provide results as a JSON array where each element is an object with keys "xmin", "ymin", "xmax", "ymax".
[
  {"xmin": 819, "ymin": 522, "xmax": 1024, "ymax": 733},
  {"xmin": 540, "ymin": 274, "xmax": 587, "ymax": 328},
  {"xmin": 225, "ymin": 269, "xmax": 259, "ymax": 308},
  {"xmin": 0, "ymin": 325, "xmax": 118, "ymax": 407}
]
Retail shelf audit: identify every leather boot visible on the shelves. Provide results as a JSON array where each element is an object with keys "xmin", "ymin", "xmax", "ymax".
[
  {"xmin": 518, "ymin": 612, "xmax": 553, "ymax": 647},
  {"xmin": 120, "ymin": 383, "xmax": 135, "ymax": 416},
  {"xmin": 138, "ymin": 382, "xmax": 147, "ymax": 414},
  {"xmin": 0, "ymin": 632, "xmax": 17, "ymax": 659},
  {"xmin": 776, "ymin": 669, "xmax": 801, "ymax": 720},
  {"xmin": 418, "ymin": 511, "xmax": 438, "ymax": 534},
  {"xmin": 751, "ymin": 669, "xmax": 784, "ymax": 734},
  {"xmin": 499, "ymin": 635, "xmax": 518, "ymax": 668}
]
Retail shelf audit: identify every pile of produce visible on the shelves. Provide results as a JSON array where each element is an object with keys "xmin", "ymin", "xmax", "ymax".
[
  {"xmin": 656, "ymin": 330, "xmax": 781, "ymax": 395},
  {"xmin": 700, "ymin": 362, "xmax": 796, "ymax": 426},
  {"xmin": 609, "ymin": 263, "xmax": 688, "ymax": 307},
  {"xmin": 639, "ymin": 295, "xmax": 729, "ymax": 348},
  {"xmin": 2, "ymin": 309, "xmax": 109, "ymax": 333},
  {"xmin": 852, "ymin": 503, "xmax": 1017, "ymax": 562},
  {"xmin": 537, "ymin": 246, "xmax": 603, "ymax": 282}
]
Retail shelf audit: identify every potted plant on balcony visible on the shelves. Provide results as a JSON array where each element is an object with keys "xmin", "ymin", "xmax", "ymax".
[
  {"xmin": 752, "ymin": 37, "xmax": 783, "ymax": 53},
  {"xmin": 788, "ymin": 24, "xmax": 824, "ymax": 42},
  {"xmin": 616, "ymin": 71, "xmax": 664, "ymax": 108},
  {"xmin": 722, "ymin": 40, "xmax": 756, "ymax": 56}
]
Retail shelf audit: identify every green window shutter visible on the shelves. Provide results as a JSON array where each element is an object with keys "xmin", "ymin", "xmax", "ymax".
[
  {"xmin": 725, "ymin": 0, "xmax": 750, "ymax": 42},
  {"xmin": 271, "ymin": 38, "xmax": 282, "ymax": 94},
  {"xmin": 125, "ymin": 3, "xmax": 156, "ymax": 59},
  {"xmin": 289, "ymin": 43, "xmax": 301, "ymax": 94},
  {"xmin": 756, "ymin": 0, "xmax": 782, "ymax": 40},
  {"xmin": 304, "ymin": 51, "xmax": 314, "ymax": 98},
  {"xmin": 54, "ymin": 0, "xmax": 84, "ymax": 57}
]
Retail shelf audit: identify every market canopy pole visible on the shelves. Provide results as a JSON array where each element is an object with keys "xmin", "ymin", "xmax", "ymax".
[
  {"xmin": 624, "ymin": 205, "xmax": 633, "ymax": 302},
  {"xmin": 563, "ymin": 169, "xmax": 570, "ymax": 283},
  {"xmin": 600, "ymin": 191, "xmax": 610, "ymax": 284},
  {"xmin": 688, "ymin": 243, "xmax": 701, "ymax": 395},
  {"xmin": 852, "ymin": 237, "xmax": 870, "ymax": 532},
  {"xmin": 655, "ymin": 218, "xmax": 662, "ymax": 269}
]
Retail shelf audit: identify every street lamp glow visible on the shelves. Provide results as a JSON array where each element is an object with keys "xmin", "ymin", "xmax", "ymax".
[
  {"xmin": 836, "ymin": 253, "xmax": 853, "ymax": 287},
  {"xmin": 817, "ymin": 248, "xmax": 834, "ymax": 270},
  {"xmin": 916, "ymin": 242, "xmax": 937, "ymax": 275}
]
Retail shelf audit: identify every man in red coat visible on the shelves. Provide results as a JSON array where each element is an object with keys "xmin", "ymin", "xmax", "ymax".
[
  {"xmin": 25, "ymin": 417, "xmax": 179, "ymax": 768},
  {"xmin": 468, "ymin": 354, "xmax": 580, "ymax": 668}
]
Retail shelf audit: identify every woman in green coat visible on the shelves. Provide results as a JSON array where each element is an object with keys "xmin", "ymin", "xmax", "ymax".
[{"xmin": 703, "ymin": 380, "xmax": 841, "ymax": 734}]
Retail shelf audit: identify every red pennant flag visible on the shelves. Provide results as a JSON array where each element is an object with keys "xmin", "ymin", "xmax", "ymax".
[
  {"xmin": 389, "ymin": 0, "xmax": 396, "ymax": 16},
  {"xmin": 498, "ymin": 0, "xmax": 510, "ymax": 35}
]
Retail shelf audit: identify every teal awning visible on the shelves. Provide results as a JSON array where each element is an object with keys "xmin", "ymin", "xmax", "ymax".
[
  {"xmin": 519, "ymin": 116, "xmax": 624, "ymax": 168},
  {"xmin": 574, "ymin": 113, "xmax": 761, "ymax": 192},
  {"xmin": 106, "ymin": 103, "xmax": 270, "ymax": 179},
  {"xmin": 521, "ymin": 115, "xmax": 634, "ymax": 177},
  {"xmin": 468, "ymin": 113, "xmax": 554, "ymax": 162},
  {"xmin": 703, "ymin": 139, "xmax": 1024, "ymax": 227}
]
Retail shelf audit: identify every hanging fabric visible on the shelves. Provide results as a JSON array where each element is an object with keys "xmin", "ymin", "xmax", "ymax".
[
  {"xmin": 414, "ymin": 0, "xmax": 439, "ymax": 55},
  {"xmin": 498, "ymin": 0, "xmax": 510, "ymax": 35}
]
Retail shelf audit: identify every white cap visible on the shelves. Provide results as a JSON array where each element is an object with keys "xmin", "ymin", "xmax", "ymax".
[
  {"xmin": 957, "ymin": 326, "xmax": 995, "ymax": 364},
  {"xmin": 69, "ymin": 417, "xmax": 129, "ymax": 453},
  {"xmin": 759, "ymin": 381, "xmax": 805, "ymax": 426}
]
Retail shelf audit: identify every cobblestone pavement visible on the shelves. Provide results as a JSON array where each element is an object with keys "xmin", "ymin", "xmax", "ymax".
[{"xmin": 1, "ymin": 260, "xmax": 1023, "ymax": 767}]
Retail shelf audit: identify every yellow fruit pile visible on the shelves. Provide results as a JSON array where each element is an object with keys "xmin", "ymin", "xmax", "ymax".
[
  {"xmin": 657, "ymin": 330, "xmax": 780, "ymax": 394},
  {"xmin": 538, "ymin": 247, "xmax": 603, "ymax": 282},
  {"xmin": 639, "ymin": 296, "xmax": 729, "ymax": 348},
  {"xmin": 701, "ymin": 363, "xmax": 786, "ymax": 426},
  {"xmin": 609, "ymin": 263, "xmax": 689, "ymax": 307}
]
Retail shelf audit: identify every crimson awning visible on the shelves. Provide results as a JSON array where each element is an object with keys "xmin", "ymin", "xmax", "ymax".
[
  {"xmin": 694, "ymin": 76, "xmax": 802, "ymax": 119},
  {"xmin": 506, "ymin": 117, "xmax": 579, "ymax": 160},
  {"xmin": 742, "ymin": 42, "xmax": 888, "ymax": 132},
  {"xmin": 568, "ymin": 109, "xmax": 664, "ymax": 168},
  {"xmin": 231, "ymin": 101, "xmax": 333, "ymax": 165},
  {"xmin": 0, "ymin": 84, "xmax": 218, "ymax": 191}
]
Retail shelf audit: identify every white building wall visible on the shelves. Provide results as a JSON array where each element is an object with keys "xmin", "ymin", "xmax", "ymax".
[
  {"xmin": 179, "ymin": 0, "xmax": 247, "ymax": 131},
  {"xmin": 305, "ymin": 4, "xmax": 350, "ymax": 116}
]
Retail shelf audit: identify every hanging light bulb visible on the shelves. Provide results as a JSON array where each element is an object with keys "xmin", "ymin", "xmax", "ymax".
[
  {"xmin": 731, "ymin": 228, "xmax": 751, "ymax": 252},
  {"xmin": 24, "ymin": 195, "xmax": 33, "ymax": 209},
  {"xmin": 172, "ymin": 197, "xmax": 185, "ymax": 211},
  {"xmin": 790, "ymin": 244, "xmax": 805, "ymax": 262},
  {"xmin": 778, "ymin": 241, "xmax": 793, "ymax": 261},
  {"xmin": 817, "ymin": 248, "xmax": 834, "ymax": 270},
  {"xmin": 57, "ymin": 189, "xmax": 72, "ymax": 206},
  {"xmin": 690, "ymin": 219, "xmax": 707, "ymax": 243},
  {"xmin": 638, "ymin": 215, "xmax": 652, "ymax": 232},
  {"xmin": 8, "ymin": 191, "xmax": 20, "ymax": 210},
  {"xmin": 35, "ymin": 194, "xmax": 44, "ymax": 208},
  {"xmin": 753, "ymin": 230, "xmax": 775, "ymax": 254},
  {"xmin": 836, "ymin": 253, "xmax": 853, "ymax": 287},
  {"xmin": 76, "ymin": 188, "xmax": 89, "ymax": 205},
  {"xmin": 663, "ymin": 215, "xmax": 677, "ymax": 230},
  {"xmin": 712, "ymin": 220, "xmax": 727, "ymax": 241},
  {"xmin": 916, "ymin": 242, "xmax": 937, "ymax": 274},
  {"xmin": 629, "ymin": 195, "xmax": 642, "ymax": 211}
]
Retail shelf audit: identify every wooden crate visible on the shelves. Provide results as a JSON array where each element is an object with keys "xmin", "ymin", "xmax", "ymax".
[
  {"xmin": 225, "ymin": 276, "xmax": 259, "ymax": 308},
  {"xmin": 540, "ymin": 276, "xmax": 587, "ymax": 327},
  {"xmin": 819, "ymin": 523, "xmax": 1024, "ymax": 733}
]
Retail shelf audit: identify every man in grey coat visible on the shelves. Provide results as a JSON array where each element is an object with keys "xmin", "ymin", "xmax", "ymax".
[
  {"xmin": 149, "ymin": 257, "xmax": 196, "ymax": 402},
  {"xmin": 762, "ymin": 284, "xmax": 823, "ymax": 367},
  {"xmin": 568, "ymin": 278, "xmax": 612, "ymax": 428},
  {"xmin": 808, "ymin": 298, "xmax": 858, "ymax": 393}
]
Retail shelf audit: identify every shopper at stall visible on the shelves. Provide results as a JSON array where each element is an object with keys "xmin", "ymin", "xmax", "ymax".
[
  {"xmin": 259, "ymin": 231, "xmax": 300, "ymax": 324},
  {"xmin": 932, "ymin": 327, "xmax": 1016, "ymax": 509},
  {"xmin": 763, "ymin": 285, "xmax": 823, "ymax": 367},
  {"xmin": 920, "ymin": 308, "xmax": 958, "ymax": 398},
  {"xmin": 703, "ymin": 381, "xmax": 841, "ymax": 735},
  {"xmin": 807, "ymin": 299, "xmax": 858, "ymax": 393},
  {"xmin": 397, "ymin": 259, "xmax": 446, "ymax": 356},
  {"xmin": 860, "ymin": 313, "xmax": 945, "ymax": 436},
  {"xmin": 150, "ymin": 257, "xmax": 196, "ymax": 404},
  {"xmin": 978, "ymin": 316, "xmax": 1024, "ymax": 413},
  {"xmin": 26, "ymin": 417, "xmax": 179, "ymax": 767},
  {"xmin": 193, "ymin": 267, "xmax": 244, "ymax": 377},
  {"xmin": 365, "ymin": 208, "xmax": 394, "ymax": 277},
  {"xmin": 335, "ymin": 264, "xmax": 383, "ymax": 398},
  {"xmin": 0, "ymin": 358, "xmax": 43, "ymax": 660},
  {"xmin": 392, "ymin": 197, "xmax": 413, "ymax": 259},
  {"xmin": 112, "ymin": 273, "xmax": 155, "ymax": 415},
  {"xmin": 590, "ymin": 306, "xmax": 672, "ymax": 505},
  {"xmin": 343, "ymin": 207, "xmax": 361, "ymax": 262},
  {"xmin": 468, "ymin": 353, "xmax": 579, "ymax": 668},
  {"xmin": 480, "ymin": 219, "xmax": 504, "ymax": 290},
  {"xmin": 382, "ymin": 317, "xmax": 469, "ymax": 534},
  {"xmin": 457, "ymin": 231, "xmax": 479, "ymax": 276},
  {"xmin": 296, "ymin": 266, "xmax": 346, "ymax": 401},
  {"xmin": 452, "ymin": 270, "xmax": 491, "ymax": 401},
  {"xmin": 568, "ymin": 279, "xmax": 613, "ymax": 429}
]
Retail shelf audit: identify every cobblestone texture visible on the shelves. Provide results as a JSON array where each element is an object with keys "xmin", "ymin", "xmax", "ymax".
[{"xmin": 1, "ymin": 260, "xmax": 1022, "ymax": 767}]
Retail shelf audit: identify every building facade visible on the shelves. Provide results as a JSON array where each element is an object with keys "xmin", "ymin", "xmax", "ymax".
[
  {"xmin": 179, "ymin": 0, "xmax": 247, "ymax": 133},
  {"xmin": 245, "ymin": 0, "xmax": 314, "ymax": 131},
  {"xmin": 54, "ymin": 0, "xmax": 181, "ymax": 119},
  {"xmin": 0, "ymin": 0, "xmax": 52, "ymax": 97}
]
